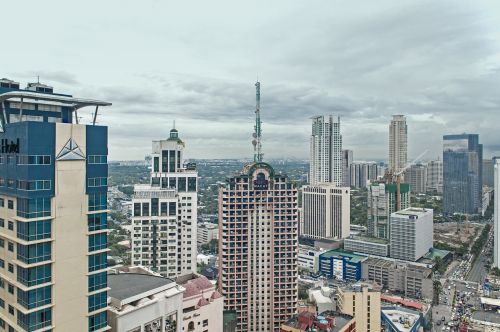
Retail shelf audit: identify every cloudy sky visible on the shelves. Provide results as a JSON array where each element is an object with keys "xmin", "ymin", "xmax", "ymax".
[{"xmin": 2, "ymin": 1, "xmax": 500, "ymax": 161}]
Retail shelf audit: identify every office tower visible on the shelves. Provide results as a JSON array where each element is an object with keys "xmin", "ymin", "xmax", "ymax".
[
  {"xmin": 131, "ymin": 127, "xmax": 198, "ymax": 278},
  {"xmin": 219, "ymin": 82, "xmax": 298, "ymax": 332},
  {"xmin": 342, "ymin": 149, "xmax": 353, "ymax": 187},
  {"xmin": 367, "ymin": 182, "xmax": 410, "ymax": 239},
  {"xmin": 336, "ymin": 284, "xmax": 381, "ymax": 332},
  {"xmin": 426, "ymin": 159, "xmax": 443, "ymax": 194},
  {"xmin": 309, "ymin": 115, "xmax": 342, "ymax": 186},
  {"xmin": 494, "ymin": 158, "xmax": 500, "ymax": 268},
  {"xmin": 483, "ymin": 159, "xmax": 495, "ymax": 188},
  {"xmin": 443, "ymin": 134, "xmax": 483, "ymax": 215},
  {"xmin": 389, "ymin": 208, "xmax": 433, "ymax": 261},
  {"xmin": 302, "ymin": 184, "xmax": 350, "ymax": 239},
  {"xmin": 0, "ymin": 79, "xmax": 111, "ymax": 331},
  {"xmin": 388, "ymin": 115, "xmax": 407, "ymax": 174},
  {"xmin": 406, "ymin": 164, "xmax": 427, "ymax": 194},
  {"xmin": 349, "ymin": 162, "xmax": 379, "ymax": 189}
]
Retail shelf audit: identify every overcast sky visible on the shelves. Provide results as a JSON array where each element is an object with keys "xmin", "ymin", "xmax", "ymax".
[{"xmin": 2, "ymin": 1, "xmax": 500, "ymax": 161}]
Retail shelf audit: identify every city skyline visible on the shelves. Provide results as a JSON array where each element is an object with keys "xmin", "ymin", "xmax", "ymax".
[{"xmin": 2, "ymin": 1, "xmax": 500, "ymax": 160}]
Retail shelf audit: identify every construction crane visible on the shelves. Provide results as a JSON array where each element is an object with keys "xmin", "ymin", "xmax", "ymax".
[{"xmin": 392, "ymin": 150, "xmax": 428, "ymax": 211}]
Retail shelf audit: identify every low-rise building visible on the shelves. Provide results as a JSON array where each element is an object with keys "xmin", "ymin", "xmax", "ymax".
[
  {"xmin": 335, "ymin": 283, "xmax": 381, "ymax": 332},
  {"xmin": 280, "ymin": 311, "xmax": 356, "ymax": 332},
  {"xmin": 298, "ymin": 245, "xmax": 324, "ymax": 273},
  {"xmin": 197, "ymin": 253, "xmax": 217, "ymax": 266},
  {"xmin": 176, "ymin": 274, "xmax": 224, "ymax": 332},
  {"xmin": 197, "ymin": 222, "xmax": 219, "ymax": 247},
  {"xmin": 319, "ymin": 249, "xmax": 366, "ymax": 281},
  {"xmin": 362, "ymin": 257, "xmax": 433, "ymax": 300},
  {"xmin": 308, "ymin": 287, "xmax": 335, "ymax": 314},
  {"xmin": 344, "ymin": 235, "xmax": 389, "ymax": 257},
  {"xmin": 108, "ymin": 270, "xmax": 185, "ymax": 332},
  {"xmin": 381, "ymin": 306, "xmax": 423, "ymax": 332}
]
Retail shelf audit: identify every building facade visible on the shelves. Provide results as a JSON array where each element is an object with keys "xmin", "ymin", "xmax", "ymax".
[
  {"xmin": 344, "ymin": 236, "xmax": 389, "ymax": 257},
  {"xmin": 218, "ymin": 162, "xmax": 298, "ymax": 332},
  {"xmin": 297, "ymin": 245, "xmax": 323, "ymax": 273},
  {"xmin": 406, "ymin": 164, "xmax": 427, "ymax": 194},
  {"xmin": 309, "ymin": 115, "xmax": 342, "ymax": 186},
  {"xmin": 349, "ymin": 162, "xmax": 379, "ymax": 189},
  {"xmin": 443, "ymin": 134, "xmax": 483, "ymax": 215},
  {"xmin": 318, "ymin": 249, "xmax": 366, "ymax": 281},
  {"xmin": 336, "ymin": 284, "xmax": 381, "ymax": 332},
  {"xmin": 197, "ymin": 222, "xmax": 218, "ymax": 247},
  {"xmin": 0, "ymin": 79, "xmax": 111, "ymax": 331},
  {"xmin": 301, "ymin": 183, "xmax": 350, "ymax": 240},
  {"xmin": 494, "ymin": 158, "xmax": 500, "ymax": 268},
  {"xmin": 483, "ymin": 158, "xmax": 495, "ymax": 188},
  {"xmin": 342, "ymin": 149, "xmax": 353, "ymax": 187},
  {"xmin": 388, "ymin": 115, "xmax": 407, "ymax": 174},
  {"xmin": 367, "ymin": 182, "xmax": 410, "ymax": 239},
  {"xmin": 389, "ymin": 208, "xmax": 433, "ymax": 262},
  {"xmin": 131, "ymin": 128, "xmax": 198, "ymax": 278},
  {"xmin": 426, "ymin": 159, "xmax": 443, "ymax": 194}
]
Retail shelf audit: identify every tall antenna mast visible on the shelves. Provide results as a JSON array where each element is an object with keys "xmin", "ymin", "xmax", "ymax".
[{"xmin": 252, "ymin": 81, "xmax": 263, "ymax": 162}]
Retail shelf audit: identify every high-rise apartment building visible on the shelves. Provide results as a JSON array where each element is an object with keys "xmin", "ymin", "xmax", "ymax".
[
  {"xmin": 342, "ymin": 149, "xmax": 353, "ymax": 187},
  {"xmin": 336, "ymin": 283, "xmax": 381, "ymax": 332},
  {"xmin": 131, "ymin": 128, "xmax": 198, "ymax": 278},
  {"xmin": 219, "ymin": 162, "xmax": 298, "ymax": 332},
  {"xmin": 426, "ymin": 159, "xmax": 443, "ymax": 194},
  {"xmin": 367, "ymin": 183, "xmax": 410, "ymax": 239},
  {"xmin": 483, "ymin": 158, "xmax": 495, "ymax": 188},
  {"xmin": 0, "ymin": 79, "xmax": 111, "ymax": 331},
  {"xmin": 406, "ymin": 164, "xmax": 427, "ymax": 194},
  {"xmin": 309, "ymin": 115, "xmax": 342, "ymax": 186},
  {"xmin": 494, "ymin": 158, "xmax": 500, "ymax": 268},
  {"xmin": 349, "ymin": 162, "xmax": 379, "ymax": 189},
  {"xmin": 388, "ymin": 115, "xmax": 407, "ymax": 174},
  {"xmin": 389, "ymin": 208, "xmax": 433, "ymax": 262},
  {"xmin": 302, "ymin": 184, "xmax": 350, "ymax": 239},
  {"xmin": 443, "ymin": 134, "xmax": 483, "ymax": 215}
]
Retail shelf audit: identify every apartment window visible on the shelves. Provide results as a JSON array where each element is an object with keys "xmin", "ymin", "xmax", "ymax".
[
  {"xmin": 8, "ymin": 221, "xmax": 13, "ymax": 231},
  {"xmin": 17, "ymin": 286, "xmax": 52, "ymax": 309},
  {"xmin": 8, "ymin": 283, "xmax": 14, "ymax": 294},
  {"xmin": 88, "ymin": 291, "xmax": 107, "ymax": 312},
  {"xmin": 133, "ymin": 203, "xmax": 141, "ymax": 216},
  {"xmin": 169, "ymin": 202, "xmax": 176, "ymax": 216},
  {"xmin": 0, "ymin": 198, "xmax": 3, "ymax": 207},
  {"xmin": 0, "ymin": 178, "xmax": 4, "ymax": 187},
  {"xmin": 188, "ymin": 177, "xmax": 197, "ymax": 192},
  {"xmin": 88, "ymin": 272, "xmax": 107, "ymax": 293},
  {"xmin": 88, "ymin": 213, "xmax": 107, "ymax": 232},
  {"xmin": 151, "ymin": 198, "xmax": 159, "ymax": 217},
  {"xmin": 89, "ymin": 312, "xmax": 107, "ymax": 332},
  {"xmin": 0, "ymin": 239, "xmax": 3, "ymax": 248},
  {"xmin": 16, "ymin": 155, "xmax": 51, "ymax": 165},
  {"xmin": 17, "ymin": 265, "xmax": 51, "ymax": 287},
  {"xmin": 17, "ymin": 243, "xmax": 51, "ymax": 264},
  {"xmin": 17, "ymin": 220, "xmax": 51, "ymax": 241},
  {"xmin": 7, "ymin": 200, "xmax": 13, "ymax": 209},
  {"xmin": 87, "ymin": 177, "xmax": 108, "ymax": 188},
  {"xmin": 87, "ymin": 155, "xmax": 107, "ymax": 164},
  {"xmin": 17, "ymin": 308, "xmax": 52, "ymax": 331},
  {"xmin": 17, "ymin": 180, "xmax": 51, "ymax": 191},
  {"xmin": 153, "ymin": 157, "xmax": 159, "ymax": 172},
  {"xmin": 203, "ymin": 319, "xmax": 208, "ymax": 327},
  {"xmin": 17, "ymin": 197, "xmax": 51, "ymax": 219},
  {"xmin": 0, "ymin": 298, "xmax": 4, "ymax": 308},
  {"xmin": 89, "ymin": 192, "xmax": 107, "ymax": 211},
  {"xmin": 8, "ymin": 305, "xmax": 14, "ymax": 315},
  {"xmin": 88, "ymin": 253, "xmax": 107, "ymax": 272},
  {"xmin": 88, "ymin": 233, "xmax": 107, "ymax": 252},
  {"xmin": 8, "ymin": 242, "xmax": 13, "ymax": 252},
  {"xmin": 8, "ymin": 264, "xmax": 13, "ymax": 273},
  {"xmin": 142, "ymin": 203, "xmax": 149, "ymax": 216}
]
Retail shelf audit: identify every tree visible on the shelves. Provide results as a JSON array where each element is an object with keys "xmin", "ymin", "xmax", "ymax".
[{"xmin": 433, "ymin": 280, "xmax": 442, "ymax": 305}]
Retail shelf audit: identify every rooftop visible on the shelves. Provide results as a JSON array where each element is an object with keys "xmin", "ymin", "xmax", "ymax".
[
  {"xmin": 382, "ymin": 307, "xmax": 421, "ymax": 332},
  {"xmin": 472, "ymin": 310, "xmax": 500, "ymax": 325},
  {"xmin": 176, "ymin": 274, "xmax": 217, "ymax": 299},
  {"xmin": 281, "ymin": 311, "xmax": 354, "ymax": 332},
  {"xmin": 393, "ymin": 207, "xmax": 433, "ymax": 217},
  {"xmin": 108, "ymin": 273, "xmax": 175, "ymax": 302},
  {"xmin": 347, "ymin": 235, "xmax": 389, "ymax": 244},
  {"xmin": 320, "ymin": 249, "xmax": 367, "ymax": 263}
]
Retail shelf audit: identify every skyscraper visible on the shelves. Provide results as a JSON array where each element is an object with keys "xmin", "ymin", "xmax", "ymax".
[
  {"xmin": 0, "ymin": 78, "xmax": 111, "ymax": 331},
  {"xmin": 388, "ymin": 115, "xmax": 407, "ymax": 174},
  {"xmin": 426, "ymin": 159, "xmax": 443, "ymax": 194},
  {"xmin": 494, "ymin": 158, "xmax": 500, "ymax": 268},
  {"xmin": 349, "ymin": 162, "xmax": 379, "ymax": 188},
  {"xmin": 367, "ymin": 182, "xmax": 410, "ymax": 239},
  {"xmin": 302, "ymin": 184, "xmax": 350, "ymax": 239},
  {"xmin": 342, "ymin": 149, "xmax": 353, "ymax": 187},
  {"xmin": 406, "ymin": 164, "xmax": 427, "ymax": 194},
  {"xmin": 219, "ymin": 82, "xmax": 298, "ymax": 332},
  {"xmin": 131, "ymin": 127, "xmax": 198, "ymax": 278},
  {"xmin": 443, "ymin": 134, "xmax": 483, "ymax": 215},
  {"xmin": 309, "ymin": 115, "xmax": 342, "ymax": 186},
  {"xmin": 483, "ymin": 158, "xmax": 495, "ymax": 188}
]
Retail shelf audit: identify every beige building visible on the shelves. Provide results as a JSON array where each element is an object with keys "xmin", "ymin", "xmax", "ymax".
[
  {"xmin": 177, "ymin": 274, "xmax": 223, "ymax": 332},
  {"xmin": 336, "ymin": 283, "xmax": 381, "ymax": 332},
  {"xmin": 197, "ymin": 222, "xmax": 218, "ymax": 247},
  {"xmin": 302, "ymin": 183, "xmax": 350, "ymax": 240},
  {"xmin": 389, "ymin": 114, "xmax": 408, "ymax": 174},
  {"xmin": 0, "ymin": 81, "xmax": 111, "ymax": 332}
]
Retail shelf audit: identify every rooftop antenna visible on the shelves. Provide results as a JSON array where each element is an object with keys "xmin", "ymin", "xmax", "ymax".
[
  {"xmin": 37, "ymin": 75, "xmax": 40, "ymax": 84},
  {"xmin": 173, "ymin": 120, "xmax": 176, "ymax": 129},
  {"xmin": 252, "ymin": 81, "xmax": 263, "ymax": 162}
]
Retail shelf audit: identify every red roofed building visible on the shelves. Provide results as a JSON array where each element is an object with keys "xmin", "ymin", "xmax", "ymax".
[{"xmin": 177, "ymin": 273, "xmax": 224, "ymax": 332}]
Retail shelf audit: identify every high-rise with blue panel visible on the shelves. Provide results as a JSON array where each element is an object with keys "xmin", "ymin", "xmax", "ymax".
[{"xmin": 0, "ymin": 78, "xmax": 112, "ymax": 332}]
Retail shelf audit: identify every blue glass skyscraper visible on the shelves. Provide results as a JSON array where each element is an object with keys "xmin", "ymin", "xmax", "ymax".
[
  {"xmin": 0, "ymin": 78, "xmax": 111, "ymax": 331},
  {"xmin": 443, "ymin": 134, "xmax": 483, "ymax": 215}
]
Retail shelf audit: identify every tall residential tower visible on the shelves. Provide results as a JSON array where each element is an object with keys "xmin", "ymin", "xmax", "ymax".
[
  {"xmin": 0, "ymin": 78, "xmax": 111, "ymax": 332},
  {"xmin": 388, "ymin": 115, "xmax": 407, "ymax": 174},
  {"xmin": 494, "ymin": 158, "xmax": 500, "ymax": 268},
  {"xmin": 131, "ymin": 127, "xmax": 198, "ymax": 278},
  {"xmin": 309, "ymin": 115, "xmax": 342, "ymax": 186}
]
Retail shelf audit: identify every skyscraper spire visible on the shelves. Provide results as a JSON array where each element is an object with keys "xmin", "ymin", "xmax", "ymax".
[{"xmin": 252, "ymin": 81, "xmax": 263, "ymax": 162}]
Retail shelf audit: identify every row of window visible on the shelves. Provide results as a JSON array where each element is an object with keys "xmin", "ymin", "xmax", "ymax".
[
  {"xmin": 17, "ymin": 219, "xmax": 52, "ymax": 241},
  {"xmin": 0, "ymin": 198, "xmax": 14, "ymax": 209},
  {"xmin": 17, "ymin": 242, "xmax": 52, "ymax": 264},
  {"xmin": 87, "ymin": 155, "xmax": 107, "ymax": 164},
  {"xmin": 17, "ymin": 285, "xmax": 52, "ymax": 310},
  {"xmin": 0, "ymin": 154, "xmax": 108, "ymax": 165},
  {"xmin": 134, "ymin": 201, "xmax": 177, "ymax": 217},
  {"xmin": 17, "ymin": 264, "xmax": 52, "ymax": 287},
  {"xmin": 88, "ymin": 213, "xmax": 107, "ymax": 232},
  {"xmin": 89, "ymin": 192, "xmax": 107, "ymax": 211},
  {"xmin": 89, "ymin": 253, "xmax": 107, "ymax": 272},
  {"xmin": 88, "ymin": 291, "xmax": 107, "ymax": 313},
  {"xmin": 17, "ymin": 307, "xmax": 52, "ymax": 331},
  {"xmin": 17, "ymin": 197, "xmax": 51, "ymax": 219},
  {"xmin": 87, "ymin": 177, "xmax": 108, "ymax": 188},
  {"xmin": 0, "ymin": 179, "xmax": 51, "ymax": 191},
  {"xmin": 89, "ymin": 233, "xmax": 107, "ymax": 252},
  {"xmin": 88, "ymin": 272, "xmax": 107, "ymax": 293}
]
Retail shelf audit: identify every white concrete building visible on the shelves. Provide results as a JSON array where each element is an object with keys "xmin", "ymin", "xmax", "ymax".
[
  {"xmin": 177, "ymin": 274, "xmax": 224, "ymax": 332},
  {"xmin": 108, "ymin": 271, "xmax": 185, "ymax": 332},
  {"xmin": 298, "ymin": 245, "xmax": 324, "ymax": 273},
  {"xmin": 197, "ymin": 222, "xmax": 218, "ymax": 247},
  {"xmin": 310, "ymin": 115, "xmax": 343, "ymax": 186},
  {"xmin": 390, "ymin": 208, "xmax": 434, "ymax": 262},
  {"xmin": 131, "ymin": 128, "xmax": 198, "ymax": 278},
  {"xmin": 302, "ymin": 183, "xmax": 350, "ymax": 239},
  {"xmin": 494, "ymin": 158, "xmax": 500, "ymax": 268},
  {"xmin": 344, "ymin": 235, "xmax": 390, "ymax": 257},
  {"xmin": 389, "ymin": 115, "xmax": 407, "ymax": 174},
  {"xmin": 407, "ymin": 164, "xmax": 427, "ymax": 194},
  {"xmin": 426, "ymin": 159, "xmax": 443, "ymax": 193}
]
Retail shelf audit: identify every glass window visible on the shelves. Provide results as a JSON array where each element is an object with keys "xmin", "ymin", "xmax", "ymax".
[
  {"xmin": 87, "ymin": 177, "xmax": 108, "ymax": 188},
  {"xmin": 133, "ymin": 203, "xmax": 141, "ymax": 216},
  {"xmin": 87, "ymin": 155, "xmax": 107, "ymax": 165},
  {"xmin": 17, "ymin": 286, "xmax": 52, "ymax": 309},
  {"xmin": 153, "ymin": 157, "xmax": 159, "ymax": 172},
  {"xmin": 89, "ymin": 312, "xmax": 107, "ymax": 332},
  {"xmin": 17, "ymin": 264, "xmax": 51, "ymax": 287},
  {"xmin": 17, "ymin": 308, "xmax": 52, "ymax": 331},
  {"xmin": 88, "ymin": 291, "xmax": 107, "ymax": 312},
  {"xmin": 17, "ymin": 220, "xmax": 51, "ymax": 241},
  {"xmin": 88, "ymin": 253, "xmax": 107, "ymax": 272},
  {"xmin": 188, "ymin": 177, "xmax": 197, "ymax": 192},
  {"xmin": 88, "ymin": 233, "xmax": 107, "ymax": 252},
  {"xmin": 169, "ymin": 150, "xmax": 175, "ymax": 172},
  {"xmin": 17, "ymin": 197, "xmax": 51, "ymax": 219},
  {"xmin": 88, "ymin": 272, "xmax": 107, "ymax": 293},
  {"xmin": 142, "ymin": 203, "xmax": 149, "ymax": 216},
  {"xmin": 16, "ymin": 155, "xmax": 51, "ymax": 165},
  {"xmin": 168, "ymin": 202, "xmax": 176, "ymax": 216},
  {"xmin": 88, "ymin": 213, "xmax": 107, "ymax": 232},
  {"xmin": 17, "ymin": 243, "xmax": 51, "ymax": 264},
  {"xmin": 88, "ymin": 192, "xmax": 107, "ymax": 211},
  {"xmin": 151, "ymin": 198, "xmax": 159, "ymax": 217},
  {"xmin": 161, "ymin": 151, "xmax": 168, "ymax": 172}
]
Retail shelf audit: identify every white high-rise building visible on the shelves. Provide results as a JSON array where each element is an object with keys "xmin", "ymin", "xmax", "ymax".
[
  {"xmin": 494, "ymin": 158, "xmax": 500, "ymax": 268},
  {"xmin": 426, "ymin": 159, "xmax": 443, "ymax": 193},
  {"xmin": 390, "ymin": 208, "xmax": 433, "ymax": 262},
  {"xmin": 302, "ymin": 183, "xmax": 350, "ymax": 239},
  {"xmin": 407, "ymin": 164, "xmax": 427, "ymax": 194},
  {"xmin": 131, "ymin": 127, "xmax": 198, "ymax": 278},
  {"xmin": 389, "ymin": 115, "xmax": 407, "ymax": 174},
  {"xmin": 310, "ymin": 115, "xmax": 343, "ymax": 186}
]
